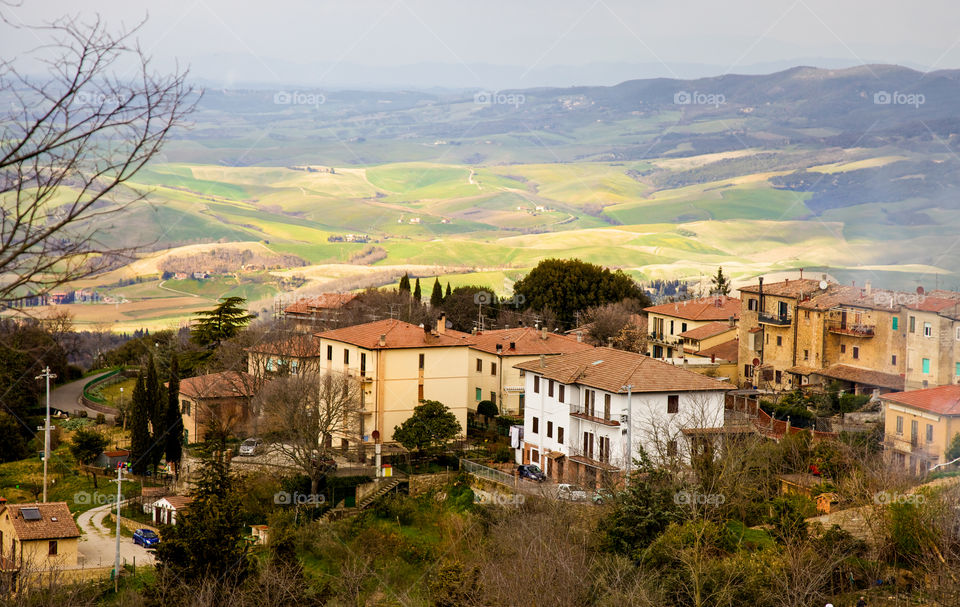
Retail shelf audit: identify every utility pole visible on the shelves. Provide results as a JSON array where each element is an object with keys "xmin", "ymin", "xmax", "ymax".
[
  {"xmin": 621, "ymin": 384, "xmax": 633, "ymax": 486},
  {"xmin": 112, "ymin": 464, "xmax": 131, "ymax": 592},
  {"xmin": 36, "ymin": 366, "xmax": 57, "ymax": 503}
]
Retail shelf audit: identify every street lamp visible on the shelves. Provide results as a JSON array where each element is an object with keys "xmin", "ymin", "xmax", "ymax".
[{"xmin": 119, "ymin": 387, "xmax": 125, "ymax": 431}]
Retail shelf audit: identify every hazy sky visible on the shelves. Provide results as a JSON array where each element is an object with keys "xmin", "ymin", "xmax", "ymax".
[{"xmin": 4, "ymin": 1, "xmax": 960, "ymax": 87}]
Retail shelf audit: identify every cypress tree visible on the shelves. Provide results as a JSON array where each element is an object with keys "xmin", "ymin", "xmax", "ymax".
[
  {"xmin": 430, "ymin": 278, "xmax": 444, "ymax": 308},
  {"xmin": 413, "ymin": 277, "xmax": 422, "ymax": 301},
  {"xmin": 164, "ymin": 355, "xmax": 184, "ymax": 475},
  {"xmin": 128, "ymin": 372, "xmax": 151, "ymax": 476},
  {"xmin": 145, "ymin": 353, "xmax": 165, "ymax": 473},
  {"xmin": 445, "ymin": 282, "xmax": 451, "ymax": 300},
  {"xmin": 398, "ymin": 273, "xmax": 411, "ymax": 292}
]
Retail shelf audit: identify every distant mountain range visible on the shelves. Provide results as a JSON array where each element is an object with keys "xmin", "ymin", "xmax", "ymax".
[{"xmin": 188, "ymin": 56, "xmax": 927, "ymax": 90}]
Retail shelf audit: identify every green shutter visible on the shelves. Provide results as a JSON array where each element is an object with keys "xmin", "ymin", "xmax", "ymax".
[
  {"xmin": 892, "ymin": 317, "xmax": 898, "ymax": 331},
  {"xmin": 922, "ymin": 358, "xmax": 930, "ymax": 374}
]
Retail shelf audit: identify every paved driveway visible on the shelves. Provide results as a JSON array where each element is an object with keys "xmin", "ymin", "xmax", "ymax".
[{"xmin": 75, "ymin": 502, "xmax": 155, "ymax": 569}]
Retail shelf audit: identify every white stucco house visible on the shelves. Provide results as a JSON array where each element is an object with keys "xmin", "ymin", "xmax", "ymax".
[{"xmin": 516, "ymin": 347, "xmax": 735, "ymax": 488}]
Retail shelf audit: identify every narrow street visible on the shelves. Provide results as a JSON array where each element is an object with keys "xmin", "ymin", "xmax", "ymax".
[{"xmin": 74, "ymin": 502, "xmax": 155, "ymax": 569}]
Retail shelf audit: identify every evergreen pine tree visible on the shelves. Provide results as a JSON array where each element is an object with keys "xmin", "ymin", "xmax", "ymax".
[
  {"xmin": 191, "ymin": 297, "xmax": 255, "ymax": 348},
  {"xmin": 413, "ymin": 277, "xmax": 422, "ymax": 301},
  {"xmin": 128, "ymin": 372, "xmax": 151, "ymax": 476},
  {"xmin": 445, "ymin": 282, "xmax": 452, "ymax": 300},
  {"xmin": 154, "ymin": 435, "xmax": 250, "ymax": 583},
  {"xmin": 398, "ymin": 273, "xmax": 411, "ymax": 292},
  {"xmin": 711, "ymin": 266, "xmax": 731, "ymax": 296},
  {"xmin": 164, "ymin": 355, "xmax": 184, "ymax": 475},
  {"xmin": 430, "ymin": 278, "xmax": 444, "ymax": 308}
]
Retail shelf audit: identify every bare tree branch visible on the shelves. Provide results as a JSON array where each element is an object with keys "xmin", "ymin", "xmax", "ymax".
[{"xmin": 0, "ymin": 13, "xmax": 198, "ymax": 306}]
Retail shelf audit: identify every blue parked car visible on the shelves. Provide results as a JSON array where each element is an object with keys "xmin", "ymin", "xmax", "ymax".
[
  {"xmin": 133, "ymin": 528, "xmax": 160, "ymax": 548},
  {"xmin": 517, "ymin": 464, "xmax": 546, "ymax": 482}
]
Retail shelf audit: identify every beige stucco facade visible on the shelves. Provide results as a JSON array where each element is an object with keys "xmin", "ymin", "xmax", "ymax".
[
  {"xmin": 883, "ymin": 399, "xmax": 960, "ymax": 473},
  {"xmin": 470, "ymin": 351, "xmax": 548, "ymax": 416},
  {"xmin": 315, "ymin": 337, "xmax": 472, "ymax": 444},
  {"xmin": 904, "ymin": 308, "xmax": 960, "ymax": 390}
]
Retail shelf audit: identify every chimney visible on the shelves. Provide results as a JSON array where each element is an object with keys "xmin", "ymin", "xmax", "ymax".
[
  {"xmin": 865, "ymin": 281, "xmax": 872, "ymax": 296},
  {"xmin": 541, "ymin": 327, "xmax": 548, "ymax": 340},
  {"xmin": 378, "ymin": 334, "xmax": 386, "ymax": 347},
  {"xmin": 576, "ymin": 331, "xmax": 583, "ymax": 343},
  {"xmin": 728, "ymin": 315, "xmax": 735, "ymax": 328},
  {"xmin": 821, "ymin": 274, "xmax": 827, "ymax": 281},
  {"xmin": 539, "ymin": 354, "xmax": 545, "ymax": 368},
  {"xmin": 471, "ymin": 327, "xmax": 477, "ymax": 335},
  {"xmin": 509, "ymin": 341, "xmax": 516, "ymax": 350},
  {"xmin": 436, "ymin": 313, "xmax": 446, "ymax": 335},
  {"xmin": 799, "ymin": 268, "xmax": 803, "ymax": 279},
  {"xmin": 711, "ymin": 353, "xmax": 716, "ymax": 363}
]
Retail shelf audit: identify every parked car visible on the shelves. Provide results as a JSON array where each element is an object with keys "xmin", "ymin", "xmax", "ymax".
[
  {"xmin": 239, "ymin": 438, "xmax": 262, "ymax": 456},
  {"xmin": 592, "ymin": 488, "xmax": 616, "ymax": 505},
  {"xmin": 309, "ymin": 455, "xmax": 338, "ymax": 471},
  {"xmin": 556, "ymin": 484, "xmax": 589, "ymax": 501},
  {"xmin": 133, "ymin": 528, "xmax": 159, "ymax": 548},
  {"xmin": 517, "ymin": 464, "xmax": 546, "ymax": 482}
]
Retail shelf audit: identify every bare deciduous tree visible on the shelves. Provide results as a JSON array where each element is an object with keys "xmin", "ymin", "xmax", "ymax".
[
  {"xmin": 0, "ymin": 14, "xmax": 196, "ymax": 305},
  {"xmin": 256, "ymin": 372, "xmax": 362, "ymax": 494}
]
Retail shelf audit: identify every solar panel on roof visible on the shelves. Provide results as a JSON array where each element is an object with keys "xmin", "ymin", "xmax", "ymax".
[{"xmin": 21, "ymin": 507, "xmax": 41, "ymax": 521}]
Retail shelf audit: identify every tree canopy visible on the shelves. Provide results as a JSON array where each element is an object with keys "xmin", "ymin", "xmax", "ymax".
[
  {"xmin": 513, "ymin": 258, "xmax": 648, "ymax": 326},
  {"xmin": 430, "ymin": 278, "xmax": 444, "ymax": 307},
  {"xmin": 393, "ymin": 400, "xmax": 462, "ymax": 453},
  {"xmin": 191, "ymin": 297, "xmax": 255, "ymax": 348}
]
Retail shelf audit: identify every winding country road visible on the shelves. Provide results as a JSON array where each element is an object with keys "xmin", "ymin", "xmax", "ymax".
[{"xmin": 50, "ymin": 371, "xmax": 117, "ymax": 421}]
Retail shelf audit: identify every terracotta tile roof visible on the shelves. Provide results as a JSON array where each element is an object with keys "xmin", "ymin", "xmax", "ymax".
[
  {"xmin": 644, "ymin": 297, "xmax": 740, "ymax": 321},
  {"xmin": 815, "ymin": 364, "xmax": 904, "ymax": 391},
  {"xmin": 695, "ymin": 339, "xmax": 739, "ymax": 362},
  {"xmin": 158, "ymin": 495, "xmax": 194, "ymax": 510},
  {"xmin": 102, "ymin": 450, "xmax": 129, "ymax": 458},
  {"xmin": 739, "ymin": 278, "xmax": 939, "ymax": 313},
  {"xmin": 678, "ymin": 321, "xmax": 735, "ymax": 341},
  {"xmin": 905, "ymin": 297, "xmax": 960, "ymax": 313},
  {"xmin": 739, "ymin": 279, "xmax": 823, "ymax": 297},
  {"xmin": 283, "ymin": 293, "xmax": 357, "ymax": 316},
  {"xmin": 3, "ymin": 502, "xmax": 80, "ymax": 541},
  {"xmin": 246, "ymin": 334, "xmax": 323, "ymax": 357},
  {"xmin": 179, "ymin": 371, "xmax": 258, "ymax": 400},
  {"xmin": 882, "ymin": 385, "xmax": 960, "ymax": 416},
  {"xmin": 514, "ymin": 347, "xmax": 735, "ymax": 394},
  {"xmin": 470, "ymin": 327, "xmax": 594, "ymax": 356},
  {"xmin": 315, "ymin": 319, "xmax": 474, "ymax": 349}
]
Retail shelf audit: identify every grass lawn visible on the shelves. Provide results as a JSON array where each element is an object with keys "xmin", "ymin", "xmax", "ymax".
[{"xmin": 0, "ymin": 443, "xmax": 141, "ymax": 516}]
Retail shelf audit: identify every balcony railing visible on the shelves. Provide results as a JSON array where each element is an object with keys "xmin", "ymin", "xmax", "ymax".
[
  {"xmin": 758, "ymin": 311, "xmax": 792, "ymax": 326},
  {"xmin": 569, "ymin": 404, "xmax": 620, "ymax": 426},
  {"xmin": 828, "ymin": 322, "xmax": 875, "ymax": 337},
  {"xmin": 567, "ymin": 446, "xmax": 618, "ymax": 470}
]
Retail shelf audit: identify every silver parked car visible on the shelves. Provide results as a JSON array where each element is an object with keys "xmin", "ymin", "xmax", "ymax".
[
  {"xmin": 238, "ymin": 438, "xmax": 262, "ymax": 456},
  {"xmin": 556, "ymin": 483, "xmax": 589, "ymax": 501}
]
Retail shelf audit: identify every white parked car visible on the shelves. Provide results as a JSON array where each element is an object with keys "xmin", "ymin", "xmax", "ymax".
[{"xmin": 556, "ymin": 484, "xmax": 589, "ymax": 502}]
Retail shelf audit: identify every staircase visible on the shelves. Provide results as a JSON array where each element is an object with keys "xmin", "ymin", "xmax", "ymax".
[
  {"xmin": 320, "ymin": 473, "xmax": 406, "ymax": 522},
  {"xmin": 356, "ymin": 477, "xmax": 401, "ymax": 510}
]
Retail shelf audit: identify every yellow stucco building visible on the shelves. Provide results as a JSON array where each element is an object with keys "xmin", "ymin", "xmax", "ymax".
[
  {"xmin": 0, "ymin": 502, "xmax": 80, "ymax": 575},
  {"xmin": 882, "ymin": 385, "xmax": 960, "ymax": 473},
  {"xmin": 314, "ymin": 318, "xmax": 475, "ymax": 444},
  {"xmin": 467, "ymin": 326, "xmax": 595, "ymax": 416}
]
